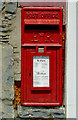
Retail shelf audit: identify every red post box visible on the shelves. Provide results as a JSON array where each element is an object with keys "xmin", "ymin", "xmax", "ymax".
[{"xmin": 21, "ymin": 7, "xmax": 63, "ymax": 106}]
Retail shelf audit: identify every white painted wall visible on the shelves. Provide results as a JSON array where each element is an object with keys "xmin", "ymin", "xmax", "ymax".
[{"xmin": 66, "ymin": 1, "xmax": 76, "ymax": 118}]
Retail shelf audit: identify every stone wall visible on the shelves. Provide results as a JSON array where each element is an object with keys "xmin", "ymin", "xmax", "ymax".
[
  {"xmin": 0, "ymin": 1, "xmax": 66, "ymax": 119},
  {"xmin": 0, "ymin": 2, "xmax": 19, "ymax": 118}
]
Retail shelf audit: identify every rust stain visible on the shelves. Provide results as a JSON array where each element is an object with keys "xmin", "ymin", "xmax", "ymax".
[{"xmin": 14, "ymin": 84, "xmax": 21, "ymax": 109}]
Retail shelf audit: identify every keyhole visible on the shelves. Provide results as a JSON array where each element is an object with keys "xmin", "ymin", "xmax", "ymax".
[{"xmin": 29, "ymin": 73, "xmax": 31, "ymax": 76}]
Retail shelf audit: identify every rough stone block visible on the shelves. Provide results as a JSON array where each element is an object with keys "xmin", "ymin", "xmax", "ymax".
[
  {"xmin": 2, "ymin": 45, "xmax": 14, "ymax": 100},
  {"xmin": 1, "ymin": 35, "xmax": 10, "ymax": 39},
  {"xmin": 13, "ymin": 59, "xmax": 21, "ymax": 74},
  {"xmin": 14, "ymin": 52, "xmax": 21, "ymax": 60},
  {"xmin": 52, "ymin": 112, "xmax": 65, "ymax": 118},
  {"xmin": 2, "ymin": 19, "xmax": 12, "ymax": 28},
  {"xmin": 17, "ymin": 105, "xmax": 65, "ymax": 119},
  {"xmin": 5, "ymin": 13, "xmax": 16, "ymax": 20},
  {"xmin": 2, "ymin": 99, "xmax": 13, "ymax": 106},
  {"xmin": 2, "ymin": 103, "xmax": 14, "ymax": 118},
  {"xmin": 7, "ymin": 8, "xmax": 21, "ymax": 53},
  {"xmin": 2, "ymin": 88, "xmax": 14, "ymax": 100},
  {"xmin": 0, "ymin": 14, "xmax": 1, "ymax": 25},
  {"xmin": 0, "ymin": 44, "xmax": 2, "ymax": 99},
  {"xmin": 14, "ymin": 109, "xmax": 18, "ymax": 118},
  {"xmin": 6, "ymin": 2, "xmax": 17, "ymax": 14},
  {"xmin": 2, "ymin": 45, "xmax": 13, "ymax": 77},
  {"xmin": 13, "ymin": 52, "xmax": 21, "ymax": 75},
  {"xmin": 14, "ymin": 73, "xmax": 21, "ymax": 81},
  {"xmin": 0, "ymin": 99, "xmax": 2, "ymax": 119},
  {"xmin": 13, "ymin": 47, "xmax": 21, "ymax": 53},
  {"xmin": 0, "ymin": 2, "xmax": 5, "ymax": 12},
  {"xmin": 0, "ymin": 27, "xmax": 12, "ymax": 32}
]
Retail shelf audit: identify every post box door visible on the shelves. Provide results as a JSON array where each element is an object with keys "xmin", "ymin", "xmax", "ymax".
[{"xmin": 21, "ymin": 45, "xmax": 61, "ymax": 105}]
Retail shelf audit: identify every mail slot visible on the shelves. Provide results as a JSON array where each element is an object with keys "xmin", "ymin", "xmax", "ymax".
[{"xmin": 21, "ymin": 7, "xmax": 63, "ymax": 106}]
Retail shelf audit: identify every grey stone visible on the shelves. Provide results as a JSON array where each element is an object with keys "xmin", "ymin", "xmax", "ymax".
[
  {"xmin": 14, "ymin": 109, "xmax": 18, "ymax": 118},
  {"xmin": 2, "ymin": 45, "xmax": 14, "ymax": 100},
  {"xmin": 19, "ymin": 110, "xmax": 50, "ymax": 118},
  {"xmin": 0, "ymin": 2, "xmax": 5, "ymax": 12},
  {"xmin": 0, "ymin": 44, "xmax": 2, "ymax": 100},
  {"xmin": 2, "ymin": 103, "xmax": 14, "ymax": 118},
  {"xmin": 18, "ymin": 105, "xmax": 65, "ymax": 119},
  {"xmin": 2, "ymin": 99, "xmax": 13, "ymax": 105},
  {"xmin": 2, "ymin": 19, "xmax": 12, "ymax": 28},
  {"xmin": 0, "ymin": 15, "xmax": 1, "ymax": 25},
  {"xmin": 0, "ymin": 39, "xmax": 9, "ymax": 42},
  {"xmin": 2, "ymin": 89, "xmax": 14, "ymax": 100},
  {"xmin": 0, "ymin": 27, "xmax": 12, "ymax": 32},
  {"xmin": 13, "ymin": 59, "xmax": 21, "ymax": 74},
  {"xmin": 0, "ymin": 35, "xmax": 2, "ymax": 39},
  {"xmin": 6, "ymin": 2, "xmax": 17, "ymax": 14},
  {"xmin": 0, "ymin": 34, "xmax": 10, "ymax": 40},
  {"xmin": 14, "ymin": 73, "xmax": 21, "ymax": 81},
  {"xmin": 2, "ymin": 35, "xmax": 10, "ymax": 39},
  {"xmin": 2, "ymin": 23, "xmax": 11, "ymax": 28},
  {"xmin": 5, "ymin": 13, "xmax": 16, "ymax": 20},
  {"xmin": 0, "ymin": 100, "xmax": 2, "ymax": 118},
  {"xmin": 52, "ymin": 112, "xmax": 65, "ymax": 118},
  {"xmin": 2, "ymin": 46, "xmax": 14, "ymax": 78}
]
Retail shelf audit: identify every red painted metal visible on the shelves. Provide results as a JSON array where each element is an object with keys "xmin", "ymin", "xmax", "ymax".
[{"xmin": 21, "ymin": 7, "xmax": 63, "ymax": 106}]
